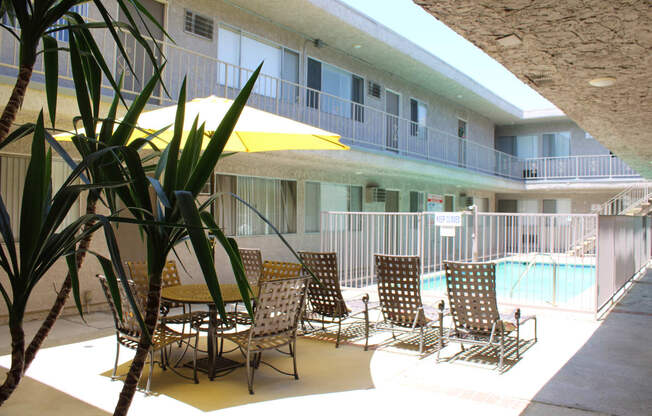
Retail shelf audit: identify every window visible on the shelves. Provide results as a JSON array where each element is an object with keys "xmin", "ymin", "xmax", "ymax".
[
  {"xmin": 305, "ymin": 182, "xmax": 362, "ymax": 233},
  {"xmin": 410, "ymin": 99, "xmax": 427, "ymax": 139},
  {"xmin": 217, "ymin": 27, "xmax": 298, "ymax": 98},
  {"xmin": 543, "ymin": 199, "xmax": 571, "ymax": 213},
  {"xmin": 542, "ymin": 132, "xmax": 571, "ymax": 157},
  {"xmin": 409, "ymin": 191, "xmax": 425, "ymax": 212},
  {"xmin": 214, "ymin": 174, "xmax": 296, "ymax": 236},
  {"xmin": 184, "ymin": 10, "xmax": 213, "ymax": 40},
  {"xmin": 497, "ymin": 199, "xmax": 517, "ymax": 213},
  {"xmin": 306, "ymin": 58, "xmax": 364, "ymax": 121},
  {"xmin": 496, "ymin": 136, "xmax": 517, "ymax": 156},
  {"xmin": 0, "ymin": 155, "xmax": 80, "ymax": 239},
  {"xmin": 444, "ymin": 195, "xmax": 455, "ymax": 212},
  {"xmin": 457, "ymin": 119, "xmax": 467, "ymax": 139},
  {"xmin": 48, "ymin": 4, "xmax": 89, "ymax": 42}
]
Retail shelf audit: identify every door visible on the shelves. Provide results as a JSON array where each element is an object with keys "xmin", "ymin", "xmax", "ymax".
[
  {"xmin": 117, "ymin": 0, "xmax": 164, "ymax": 103},
  {"xmin": 385, "ymin": 91, "xmax": 399, "ymax": 151}
]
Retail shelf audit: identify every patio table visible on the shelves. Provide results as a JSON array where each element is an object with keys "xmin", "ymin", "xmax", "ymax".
[{"xmin": 161, "ymin": 283, "xmax": 258, "ymax": 380}]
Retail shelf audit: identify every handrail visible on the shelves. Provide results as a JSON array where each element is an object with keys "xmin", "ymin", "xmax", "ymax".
[{"xmin": 510, "ymin": 253, "xmax": 558, "ymax": 303}]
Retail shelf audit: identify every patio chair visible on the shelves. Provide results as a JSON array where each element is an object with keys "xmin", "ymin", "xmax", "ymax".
[
  {"xmin": 228, "ymin": 248, "xmax": 263, "ymax": 325},
  {"xmin": 126, "ymin": 260, "xmax": 207, "ymax": 338},
  {"xmin": 441, "ymin": 261, "xmax": 537, "ymax": 370},
  {"xmin": 260, "ymin": 260, "xmax": 303, "ymax": 282},
  {"xmin": 97, "ymin": 275, "xmax": 202, "ymax": 395},
  {"xmin": 299, "ymin": 251, "xmax": 372, "ymax": 350},
  {"xmin": 221, "ymin": 275, "xmax": 310, "ymax": 394},
  {"xmin": 374, "ymin": 254, "xmax": 445, "ymax": 355}
]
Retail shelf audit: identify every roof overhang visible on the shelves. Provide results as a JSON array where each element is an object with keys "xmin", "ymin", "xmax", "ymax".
[{"xmin": 415, "ymin": 0, "xmax": 652, "ymax": 178}]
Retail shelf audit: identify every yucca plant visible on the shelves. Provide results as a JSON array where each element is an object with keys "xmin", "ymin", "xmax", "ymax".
[
  {"xmin": 0, "ymin": 111, "xmax": 133, "ymax": 404},
  {"xmin": 0, "ymin": 0, "xmax": 168, "ymax": 144},
  {"xmin": 0, "ymin": 1, "xmax": 168, "ymax": 392}
]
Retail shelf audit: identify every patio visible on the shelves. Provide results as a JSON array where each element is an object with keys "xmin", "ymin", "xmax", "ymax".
[{"xmin": 1, "ymin": 268, "xmax": 650, "ymax": 416}]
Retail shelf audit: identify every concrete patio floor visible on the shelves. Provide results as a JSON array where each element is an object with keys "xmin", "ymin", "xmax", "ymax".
[{"xmin": 1, "ymin": 267, "xmax": 650, "ymax": 415}]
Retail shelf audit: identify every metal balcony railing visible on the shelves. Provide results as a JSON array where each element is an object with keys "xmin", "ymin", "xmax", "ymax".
[{"xmin": 0, "ymin": 27, "xmax": 641, "ymax": 182}]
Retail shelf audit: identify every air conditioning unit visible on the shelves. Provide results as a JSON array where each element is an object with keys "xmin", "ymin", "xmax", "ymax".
[
  {"xmin": 367, "ymin": 81, "xmax": 382, "ymax": 99},
  {"xmin": 365, "ymin": 187, "xmax": 386, "ymax": 203},
  {"xmin": 464, "ymin": 196, "xmax": 474, "ymax": 208}
]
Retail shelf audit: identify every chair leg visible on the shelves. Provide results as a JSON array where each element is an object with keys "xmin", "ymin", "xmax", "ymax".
[
  {"xmin": 499, "ymin": 327, "xmax": 504, "ymax": 371},
  {"xmin": 364, "ymin": 302, "xmax": 370, "ymax": 352},
  {"xmin": 336, "ymin": 318, "xmax": 342, "ymax": 348},
  {"xmin": 534, "ymin": 317, "xmax": 538, "ymax": 342},
  {"xmin": 419, "ymin": 326, "xmax": 424, "ymax": 354},
  {"xmin": 246, "ymin": 349, "xmax": 254, "ymax": 395},
  {"xmin": 516, "ymin": 321, "xmax": 520, "ymax": 360},
  {"xmin": 146, "ymin": 350, "xmax": 154, "ymax": 395},
  {"xmin": 193, "ymin": 333, "xmax": 199, "ymax": 384},
  {"xmin": 292, "ymin": 338, "xmax": 299, "ymax": 380},
  {"xmin": 112, "ymin": 341, "xmax": 120, "ymax": 380}
]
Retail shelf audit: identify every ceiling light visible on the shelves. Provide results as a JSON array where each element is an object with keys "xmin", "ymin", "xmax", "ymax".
[
  {"xmin": 353, "ymin": 44, "xmax": 362, "ymax": 49},
  {"xmin": 496, "ymin": 34, "xmax": 522, "ymax": 47},
  {"xmin": 589, "ymin": 77, "xmax": 616, "ymax": 87}
]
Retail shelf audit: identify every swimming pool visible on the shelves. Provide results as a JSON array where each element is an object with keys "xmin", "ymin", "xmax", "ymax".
[{"xmin": 421, "ymin": 260, "xmax": 596, "ymax": 307}]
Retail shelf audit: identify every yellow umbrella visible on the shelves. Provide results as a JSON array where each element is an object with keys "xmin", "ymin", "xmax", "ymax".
[{"xmin": 58, "ymin": 95, "xmax": 348, "ymax": 152}]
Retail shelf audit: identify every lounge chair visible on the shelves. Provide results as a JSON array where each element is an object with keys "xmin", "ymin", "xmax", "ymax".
[
  {"xmin": 97, "ymin": 275, "xmax": 202, "ymax": 394},
  {"xmin": 299, "ymin": 251, "xmax": 372, "ymax": 350},
  {"xmin": 374, "ymin": 254, "xmax": 444, "ymax": 355},
  {"xmin": 441, "ymin": 261, "xmax": 537, "ymax": 370},
  {"xmin": 221, "ymin": 275, "xmax": 310, "ymax": 394}
]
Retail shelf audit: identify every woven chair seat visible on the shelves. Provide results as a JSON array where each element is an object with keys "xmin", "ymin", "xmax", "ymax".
[
  {"xmin": 223, "ymin": 330, "xmax": 294, "ymax": 351},
  {"xmin": 118, "ymin": 324, "xmax": 197, "ymax": 350}
]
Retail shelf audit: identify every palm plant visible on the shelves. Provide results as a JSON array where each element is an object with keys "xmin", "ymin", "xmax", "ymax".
[
  {"xmin": 0, "ymin": 111, "xmax": 133, "ymax": 404},
  {"xmin": 0, "ymin": 0, "xmax": 166, "ymax": 404},
  {"xmin": 0, "ymin": 0, "xmax": 167, "ymax": 144}
]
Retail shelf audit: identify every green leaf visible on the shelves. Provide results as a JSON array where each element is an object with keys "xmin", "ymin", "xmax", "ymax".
[
  {"xmin": 66, "ymin": 254, "xmax": 84, "ymax": 321},
  {"xmin": 109, "ymin": 66, "xmax": 164, "ymax": 148},
  {"xmin": 162, "ymin": 78, "xmax": 186, "ymax": 203},
  {"xmin": 174, "ymin": 191, "xmax": 228, "ymax": 322},
  {"xmin": 200, "ymin": 211, "xmax": 253, "ymax": 319},
  {"xmin": 19, "ymin": 112, "xmax": 48, "ymax": 277},
  {"xmin": 42, "ymin": 35, "xmax": 58, "ymax": 128},
  {"xmin": 185, "ymin": 64, "xmax": 262, "ymax": 196},
  {"xmin": 69, "ymin": 31, "xmax": 94, "ymax": 139}
]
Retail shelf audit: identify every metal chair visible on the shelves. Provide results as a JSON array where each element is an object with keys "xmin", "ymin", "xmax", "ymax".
[
  {"xmin": 97, "ymin": 275, "xmax": 202, "ymax": 394},
  {"xmin": 228, "ymin": 248, "xmax": 263, "ymax": 325},
  {"xmin": 299, "ymin": 251, "xmax": 372, "ymax": 350},
  {"xmin": 260, "ymin": 260, "xmax": 303, "ymax": 282},
  {"xmin": 374, "ymin": 254, "xmax": 444, "ymax": 355},
  {"xmin": 222, "ymin": 276, "xmax": 310, "ymax": 394},
  {"xmin": 441, "ymin": 261, "xmax": 537, "ymax": 370}
]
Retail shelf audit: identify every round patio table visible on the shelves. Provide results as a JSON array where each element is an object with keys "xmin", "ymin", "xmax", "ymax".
[{"xmin": 161, "ymin": 283, "xmax": 257, "ymax": 380}]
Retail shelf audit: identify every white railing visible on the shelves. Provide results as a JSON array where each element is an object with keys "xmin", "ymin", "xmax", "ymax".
[
  {"xmin": 595, "ymin": 182, "xmax": 652, "ymax": 215},
  {"xmin": 0, "ymin": 27, "xmax": 640, "ymax": 182},
  {"xmin": 321, "ymin": 211, "xmax": 599, "ymax": 312},
  {"xmin": 523, "ymin": 155, "xmax": 640, "ymax": 180}
]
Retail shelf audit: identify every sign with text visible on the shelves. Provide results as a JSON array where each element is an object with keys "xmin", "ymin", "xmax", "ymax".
[
  {"xmin": 426, "ymin": 194, "xmax": 443, "ymax": 212},
  {"xmin": 434, "ymin": 212, "xmax": 463, "ymax": 227}
]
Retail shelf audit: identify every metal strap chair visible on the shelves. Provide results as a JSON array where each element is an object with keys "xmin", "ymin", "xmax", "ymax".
[
  {"xmin": 299, "ymin": 251, "xmax": 372, "ymax": 350},
  {"xmin": 441, "ymin": 261, "xmax": 537, "ymax": 370},
  {"xmin": 222, "ymin": 276, "xmax": 310, "ymax": 394},
  {"xmin": 374, "ymin": 254, "xmax": 444, "ymax": 355},
  {"xmin": 97, "ymin": 275, "xmax": 202, "ymax": 394}
]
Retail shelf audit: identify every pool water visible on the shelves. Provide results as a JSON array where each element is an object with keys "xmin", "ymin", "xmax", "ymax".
[{"xmin": 421, "ymin": 261, "xmax": 596, "ymax": 306}]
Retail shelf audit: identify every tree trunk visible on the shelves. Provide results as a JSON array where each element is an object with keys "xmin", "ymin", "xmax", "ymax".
[
  {"xmin": 0, "ymin": 321, "xmax": 25, "ymax": 405},
  {"xmin": 0, "ymin": 65, "xmax": 34, "ymax": 145},
  {"xmin": 23, "ymin": 193, "xmax": 99, "ymax": 370},
  {"xmin": 113, "ymin": 264, "xmax": 163, "ymax": 416}
]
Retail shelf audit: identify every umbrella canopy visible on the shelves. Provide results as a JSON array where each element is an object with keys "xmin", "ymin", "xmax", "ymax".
[{"xmin": 57, "ymin": 95, "xmax": 348, "ymax": 152}]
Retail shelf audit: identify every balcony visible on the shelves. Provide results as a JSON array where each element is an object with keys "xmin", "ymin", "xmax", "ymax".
[{"xmin": 0, "ymin": 30, "xmax": 641, "ymax": 183}]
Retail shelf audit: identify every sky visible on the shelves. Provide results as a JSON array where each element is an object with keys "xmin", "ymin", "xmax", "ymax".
[{"xmin": 339, "ymin": 0, "xmax": 555, "ymax": 111}]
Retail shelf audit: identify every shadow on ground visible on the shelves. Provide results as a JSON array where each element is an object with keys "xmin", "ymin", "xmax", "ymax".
[
  {"xmin": 102, "ymin": 336, "xmax": 374, "ymax": 412},
  {"xmin": 519, "ymin": 271, "xmax": 652, "ymax": 416}
]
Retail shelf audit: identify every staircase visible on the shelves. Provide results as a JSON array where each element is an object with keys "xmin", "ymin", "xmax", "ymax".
[
  {"xmin": 566, "ymin": 182, "xmax": 652, "ymax": 256},
  {"xmin": 595, "ymin": 182, "xmax": 652, "ymax": 216}
]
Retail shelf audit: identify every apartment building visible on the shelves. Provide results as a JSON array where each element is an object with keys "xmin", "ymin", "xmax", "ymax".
[{"xmin": 0, "ymin": 0, "xmax": 645, "ymax": 319}]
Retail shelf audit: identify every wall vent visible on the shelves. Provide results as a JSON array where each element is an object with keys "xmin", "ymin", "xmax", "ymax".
[
  {"xmin": 367, "ymin": 81, "xmax": 382, "ymax": 99},
  {"xmin": 365, "ymin": 187, "xmax": 386, "ymax": 203}
]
